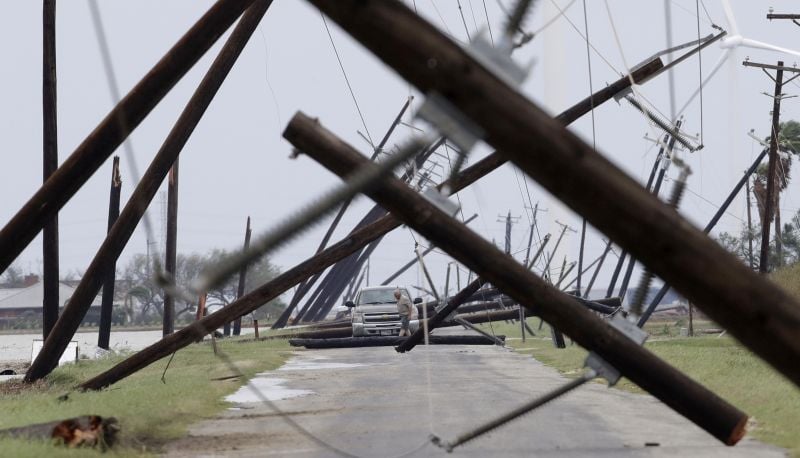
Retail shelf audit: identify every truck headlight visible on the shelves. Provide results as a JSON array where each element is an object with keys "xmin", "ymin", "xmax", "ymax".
[{"xmin": 353, "ymin": 312, "xmax": 364, "ymax": 323}]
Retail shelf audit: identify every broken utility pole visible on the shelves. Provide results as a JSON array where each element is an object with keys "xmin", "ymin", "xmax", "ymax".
[
  {"xmin": 24, "ymin": 0, "xmax": 273, "ymax": 383},
  {"xmin": 308, "ymin": 0, "xmax": 800, "ymax": 387},
  {"xmin": 98, "ymin": 157, "xmax": 121, "ymax": 350},
  {"xmin": 233, "ymin": 217, "xmax": 252, "ymax": 336},
  {"xmin": 284, "ymin": 112, "xmax": 747, "ymax": 445},
  {"xmin": 0, "ymin": 0, "xmax": 259, "ymax": 276},
  {"xmin": 42, "ymin": 0, "xmax": 59, "ymax": 340},
  {"xmin": 77, "ymin": 52, "xmax": 664, "ymax": 390},
  {"xmin": 163, "ymin": 159, "xmax": 179, "ymax": 336}
]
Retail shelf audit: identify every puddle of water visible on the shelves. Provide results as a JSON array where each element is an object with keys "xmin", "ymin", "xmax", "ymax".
[
  {"xmin": 278, "ymin": 355, "xmax": 368, "ymax": 371},
  {"xmin": 225, "ymin": 377, "xmax": 312, "ymax": 404}
]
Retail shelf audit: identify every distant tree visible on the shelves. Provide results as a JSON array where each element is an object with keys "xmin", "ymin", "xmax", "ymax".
[
  {"xmin": 119, "ymin": 248, "xmax": 284, "ymax": 324},
  {"xmin": 717, "ymin": 208, "xmax": 800, "ymax": 271},
  {"xmin": 0, "ymin": 264, "xmax": 25, "ymax": 287},
  {"xmin": 201, "ymin": 248, "xmax": 284, "ymax": 322},
  {"xmin": 753, "ymin": 120, "xmax": 800, "ymax": 266}
]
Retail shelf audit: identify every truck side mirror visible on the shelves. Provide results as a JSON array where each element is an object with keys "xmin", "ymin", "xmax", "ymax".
[
  {"xmin": 344, "ymin": 301, "xmax": 355, "ymax": 308},
  {"xmin": 413, "ymin": 297, "xmax": 422, "ymax": 304}
]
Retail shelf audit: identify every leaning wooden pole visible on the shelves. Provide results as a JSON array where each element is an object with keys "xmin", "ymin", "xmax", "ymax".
[
  {"xmin": 42, "ymin": 0, "xmax": 59, "ymax": 339},
  {"xmin": 25, "ymin": 0, "xmax": 273, "ymax": 383},
  {"xmin": 98, "ymin": 157, "xmax": 122, "ymax": 350},
  {"xmin": 284, "ymin": 112, "xmax": 748, "ymax": 445},
  {"xmin": 163, "ymin": 159, "xmax": 179, "ymax": 336},
  {"xmin": 77, "ymin": 57, "xmax": 661, "ymax": 390},
  {"xmin": 759, "ymin": 62, "xmax": 784, "ymax": 273},
  {"xmin": 232, "ymin": 217, "xmax": 252, "ymax": 336},
  {"xmin": 308, "ymin": 0, "xmax": 800, "ymax": 387},
  {"xmin": 0, "ymin": 0, "xmax": 257, "ymax": 275}
]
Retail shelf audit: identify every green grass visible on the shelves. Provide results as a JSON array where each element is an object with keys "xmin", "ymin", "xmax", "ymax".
[
  {"xmin": 0, "ymin": 337, "xmax": 290, "ymax": 456},
  {"xmin": 477, "ymin": 319, "xmax": 800, "ymax": 456}
]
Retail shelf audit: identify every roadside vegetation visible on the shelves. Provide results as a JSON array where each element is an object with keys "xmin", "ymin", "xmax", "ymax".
[
  {"xmin": 0, "ymin": 337, "xmax": 290, "ymax": 457},
  {"xmin": 478, "ymin": 313, "xmax": 800, "ymax": 456}
]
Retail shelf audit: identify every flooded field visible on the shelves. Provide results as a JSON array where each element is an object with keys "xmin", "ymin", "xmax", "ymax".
[{"xmin": 0, "ymin": 327, "xmax": 254, "ymax": 363}]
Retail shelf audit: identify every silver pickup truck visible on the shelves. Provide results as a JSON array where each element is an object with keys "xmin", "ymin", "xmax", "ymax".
[{"xmin": 345, "ymin": 286, "xmax": 421, "ymax": 337}]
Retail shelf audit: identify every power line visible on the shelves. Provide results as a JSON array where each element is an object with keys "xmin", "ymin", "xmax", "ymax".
[{"xmin": 320, "ymin": 13, "xmax": 374, "ymax": 145}]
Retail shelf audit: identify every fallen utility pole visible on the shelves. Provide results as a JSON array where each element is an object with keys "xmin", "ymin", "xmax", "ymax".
[
  {"xmin": 273, "ymin": 59, "xmax": 662, "ymax": 328},
  {"xmin": 381, "ymin": 214, "xmax": 477, "ymax": 285},
  {"xmin": 284, "ymin": 98, "xmax": 414, "ymax": 318},
  {"xmin": 98, "ymin": 157, "xmax": 121, "ymax": 350},
  {"xmin": 302, "ymin": 138, "xmax": 446, "ymax": 323},
  {"xmin": 233, "ymin": 217, "xmax": 252, "ymax": 336},
  {"xmin": 0, "ymin": 0, "xmax": 258, "ymax": 275},
  {"xmin": 291, "ymin": 334, "xmax": 504, "ymax": 349},
  {"xmin": 638, "ymin": 147, "xmax": 769, "ymax": 325},
  {"xmin": 78, "ymin": 54, "xmax": 663, "ymax": 390},
  {"xmin": 583, "ymin": 239, "xmax": 612, "ymax": 298},
  {"xmin": 397, "ymin": 277, "xmax": 486, "ymax": 352},
  {"xmin": 285, "ymin": 112, "xmax": 748, "ymax": 444},
  {"xmin": 163, "ymin": 159, "xmax": 179, "ymax": 337},
  {"xmin": 617, "ymin": 124, "xmax": 681, "ymax": 300},
  {"xmin": 42, "ymin": 0, "xmax": 59, "ymax": 340},
  {"xmin": 309, "ymin": 0, "xmax": 800, "ymax": 387},
  {"xmin": 25, "ymin": 0, "xmax": 273, "ymax": 383}
]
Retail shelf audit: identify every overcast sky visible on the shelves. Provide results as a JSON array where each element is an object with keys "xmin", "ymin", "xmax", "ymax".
[{"xmin": 2, "ymin": 0, "xmax": 800, "ymax": 302}]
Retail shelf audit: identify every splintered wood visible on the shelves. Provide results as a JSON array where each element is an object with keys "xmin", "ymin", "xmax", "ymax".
[{"xmin": 0, "ymin": 415, "xmax": 119, "ymax": 450}]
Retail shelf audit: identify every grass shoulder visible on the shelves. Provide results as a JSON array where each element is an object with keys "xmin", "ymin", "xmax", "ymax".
[
  {"xmin": 477, "ymin": 318, "xmax": 800, "ymax": 456},
  {"xmin": 0, "ymin": 337, "xmax": 290, "ymax": 456}
]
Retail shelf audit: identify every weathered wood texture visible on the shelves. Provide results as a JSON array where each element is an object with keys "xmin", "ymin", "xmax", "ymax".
[
  {"xmin": 42, "ymin": 0, "xmax": 59, "ymax": 339},
  {"xmin": 284, "ymin": 112, "xmax": 748, "ymax": 445},
  {"xmin": 25, "ymin": 0, "xmax": 273, "ymax": 383},
  {"xmin": 308, "ymin": 0, "xmax": 800, "ymax": 389},
  {"xmin": 98, "ymin": 157, "xmax": 122, "ymax": 350},
  {"xmin": 759, "ymin": 62, "xmax": 784, "ymax": 273},
  {"xmin": 163, "ymin": 160, "xmax": 179, "ymax": 336},
  {"xmin": 0, "ymin": 0, "xmax": 257, "ymax": 275}
]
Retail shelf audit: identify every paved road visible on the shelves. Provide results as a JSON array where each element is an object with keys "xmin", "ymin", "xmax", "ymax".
[{"xmin": 165, "ymin": 339, "xmax": 784, "ymax": 457}]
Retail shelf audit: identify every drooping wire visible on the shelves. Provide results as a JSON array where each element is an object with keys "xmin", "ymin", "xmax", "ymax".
[
  {"xmin": 695, "ymin": 0, "xmax": 705, "ymax": 146},
  {"xmin": 548, "ymin": 0, "xmax": 619, "ymax": 74},
  {"xmin": 698, "ymin": 0, "xmax": 714, "ymax": 24},
  {"xmin": 482, "ymin": 0, "xmax": 495, "ymax": 45},
  {"xmin": 529, "ymin": 0, "xmax": 577, "ymax": 38},
  {"xmin": 320, "ymin": 13, "xmax": 374, "ymax": 146},
  {"xmin": 582, "ymin": 0, "xmax": 597, "ymax": 151},
  {"xmin": 88, "ymin": 0, "xmax": 162, "ymax": 269},
  {"xmin": 603, "ymin": 0, "xmax": 671, "ymax": 149},
  {"xmin": 258, "ymin": 26, "xmax": 283, "ymax": 138},
  {"xmin": 457, "ymin": 0, "xmax": 472, "ymax": 40},
  {"xmin": 467, "ymin": 0, "xmax": 480, "ymax": 33},
  {"xmin": 429, "ymin": 0, "xmax": 455, "ymax": 38}
]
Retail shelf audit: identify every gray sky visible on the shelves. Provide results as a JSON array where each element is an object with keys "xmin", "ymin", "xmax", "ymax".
[{"xmin": 2, "ymin": 0, "xmax": 800, "ymax": 302}]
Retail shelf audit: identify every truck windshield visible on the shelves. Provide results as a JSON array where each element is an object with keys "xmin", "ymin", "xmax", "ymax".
[{"xmin": 358, "ymin": 289, "xmax": 400, "ymax": 305}]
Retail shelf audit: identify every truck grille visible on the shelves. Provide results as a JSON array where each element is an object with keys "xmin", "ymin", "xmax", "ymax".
[{"xmin": 363, "ymin": 312, "xmax": 400, "ymax": 323}]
